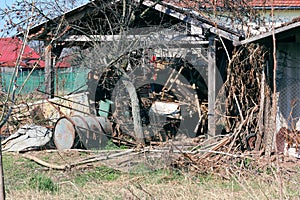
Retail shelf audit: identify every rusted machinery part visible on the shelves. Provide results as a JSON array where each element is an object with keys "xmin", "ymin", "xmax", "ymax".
[
  {"xmin": 53, "ymin": 117, "xmax": 76, "ymax": 150},
  {"xmin": 53, "ymin": 115, "xmax": 112, "ymax": 150}
]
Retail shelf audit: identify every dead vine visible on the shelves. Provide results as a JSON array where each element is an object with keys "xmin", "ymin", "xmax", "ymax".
[{"xmin": 216, "ymin": 43, "xmax": 269, "ymax": 152}]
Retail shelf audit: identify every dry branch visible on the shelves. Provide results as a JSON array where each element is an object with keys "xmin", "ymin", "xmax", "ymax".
[
  {"xmin": 22, "ymin": 149, "xmax": 137, "ymax": 170},
  {"xmin": 198, "ymin": 136, "xmax": 230, "ymax": 161},
  {"xmin": 23, "ymin": 154, "xmax": 67, "ymax": 170},
  {"xmin": 216, "ymin": 44, "xmax": 268, "ymax": 152}
]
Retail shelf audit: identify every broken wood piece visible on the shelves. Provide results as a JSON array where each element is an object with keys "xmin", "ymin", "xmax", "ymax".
[
  {"xmin": 22, "ymin": 149, "xmax": 137, "ymax": 170},
  {"xmin": 167, "ymin": 66, "xmax": 184, "ymax": 91},
  {"xmin": 23, "ymin": 154, "xmax": 67, "ymax": 170},
  {"xmin": 197, "ymin": 136, "xmax": 230, "ymax": 161}
]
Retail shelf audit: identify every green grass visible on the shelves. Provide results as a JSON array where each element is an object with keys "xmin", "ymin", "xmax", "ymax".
[
  {"xmin": 3, "ymin": 153, "xmax": 60, "ymax": 195},
  {"xmin": 1, "ymin": 152, "xmax": 300, "ymax": 200},
  {"xmin": 29, "ymin": 174, "xmax": 59, "ymax": 193},
  {"xmin": 219, "ymin": 179, "xmax": 242, "ymax": 192},
  {"xmin": 74, "ymin": 165, "xmax": 121, "ymax": 186},
  {"xmin": 3, "ymin": 154, "xmax": 39, "ymax": 190},
  {"xmin": 146, "ymin": 169, "xmax": 183, "ymax": 184},
  {"xmin": 104, "ymin": 140, "xmax": 128, "ymax": 150},
  {"xmin": 196, "ymin": 173, "xmax": 214, "ymax": 185}
]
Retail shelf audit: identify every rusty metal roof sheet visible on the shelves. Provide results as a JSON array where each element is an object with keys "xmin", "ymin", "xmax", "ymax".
[
  {"xmin": 164, "ymin": 0, "xmax": 300, "ymax": 8},
  {"xmin": 250, "ymin": 0, "xmax": 300, "ymax": 7}
]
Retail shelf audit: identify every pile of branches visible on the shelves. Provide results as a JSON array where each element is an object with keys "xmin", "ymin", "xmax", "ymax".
[
  {"xmin": 173, "ymin": 43, "xmax": 274, "ymax": 175},
  {"xmin": 172, "ymin": 133, "xmax": 299, "ymax": 181},
  {"xmin": 217, "ymin": 43, "xmax": 269, "ymax": 152},
  {"xmin": 172, "ymin": 136, "xmax": 255, "ymax": 177}
]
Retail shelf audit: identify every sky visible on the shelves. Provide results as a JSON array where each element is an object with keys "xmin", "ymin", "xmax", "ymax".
[
  {"xmin": 0, "ymin": 0, "xmax": 89, "ymax": 37},
  {"xmin": 0, "ymin": 0, "xmax": 14, "ymax": 9},
  {"xmin": 0, "ymin": 0, "xmax": 15, "ymax": 36}
]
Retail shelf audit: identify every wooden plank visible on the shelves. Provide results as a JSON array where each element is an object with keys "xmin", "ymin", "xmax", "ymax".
[
  {"xmin": 208, "ymin": 36, "xmax": 216, "ymax": 137},
  {"xmin": 60, "ymin": 34, "xmax": 209, "ymax": 43}
]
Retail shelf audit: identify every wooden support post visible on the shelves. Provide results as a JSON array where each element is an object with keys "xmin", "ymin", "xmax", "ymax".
[
  {"xmin": 45, "ymin": 44, "xmax": 55, "ymax": 98},
  {"xmin": 208, "ymin": 36, "xmax": 216, "ymax": 138}
]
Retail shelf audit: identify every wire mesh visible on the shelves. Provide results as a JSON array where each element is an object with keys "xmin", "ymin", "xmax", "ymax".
[
  {"xmin": 275, "ymin": 78, "xmax": 300, "ymax": 157},
  {"xmin": 0, "ymin": 67, "xmax": 90, "ymax": 95}
]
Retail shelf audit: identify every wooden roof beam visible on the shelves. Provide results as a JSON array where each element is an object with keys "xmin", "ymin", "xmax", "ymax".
[
  {"xmin": 141, "ymin": 0, "xmax": 241, "ymax": 42},
  {"xmin": 59, "ymin": 34, "xmax": 208, "ymax": 43}
]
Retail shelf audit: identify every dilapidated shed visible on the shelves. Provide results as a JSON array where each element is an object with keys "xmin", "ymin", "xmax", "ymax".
[
  {"xmin": 14, "ymin": 0, "xmax": 300, "ymax": 154},
  {"xmin": 20, "ymin": 0, "xmax": 246, "ymax": 143}
]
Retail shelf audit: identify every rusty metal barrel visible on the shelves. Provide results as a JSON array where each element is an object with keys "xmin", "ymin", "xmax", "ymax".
[{"xmin": 53, "ymin": 115, "xmax": 112, "ymax": 150}]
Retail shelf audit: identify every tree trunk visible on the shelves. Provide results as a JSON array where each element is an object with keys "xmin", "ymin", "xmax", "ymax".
[{"xmin": 0, "ymin": 137, "xmax": 5, "ymax": 200}]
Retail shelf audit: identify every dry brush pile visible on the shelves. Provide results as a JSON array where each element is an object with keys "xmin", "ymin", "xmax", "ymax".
[{"xmin": 172, "ymin": 43, "xmax": 289, "ymax": 177}]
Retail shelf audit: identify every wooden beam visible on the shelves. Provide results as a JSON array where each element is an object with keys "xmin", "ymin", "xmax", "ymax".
[
  {"xmin": 208, "ymin": 36, "xmax": 216, "ymax": 138},
  {"xmin": 41, "ymin": 31, "xmax": 206, "ymax": 47},
  {"xmin": 59, "ymin": 34, "xmax": 209, "ymax": 49},
  {"xmin": 45, "ymin": 44, "xmax": 54, "ymax": 99},
  {"xmin": 60, "ymin": 34, "xmax": 208, "ymax": 43},
  {"xmin": 142, "ymin": 0, "xmax": 241, "ymax": 42},
  {"xmin": 234, "ymin": 21, "xmax": 300, "ymax": 46}
]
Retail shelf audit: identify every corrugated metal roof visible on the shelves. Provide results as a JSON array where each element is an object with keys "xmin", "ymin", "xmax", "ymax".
[
  {"xmin": 164, "ymin": 0, "xmax": 300, "ymax": 8},
  {"xmin": 0, "ymin": 37, "xmax": 71, "ymax": 68},
  {"xmin": 0, "ymin": 37, "xmax": 41, "ymax": 67},
  {"xmin": 250, "ymin": 0, "xmax": 300, "ymax": 7}
]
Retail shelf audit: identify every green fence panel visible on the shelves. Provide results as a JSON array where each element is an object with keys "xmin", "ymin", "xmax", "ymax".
[{"xmin": 0, "ymin": 67, "xmax": 90, "ymax": 95}]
